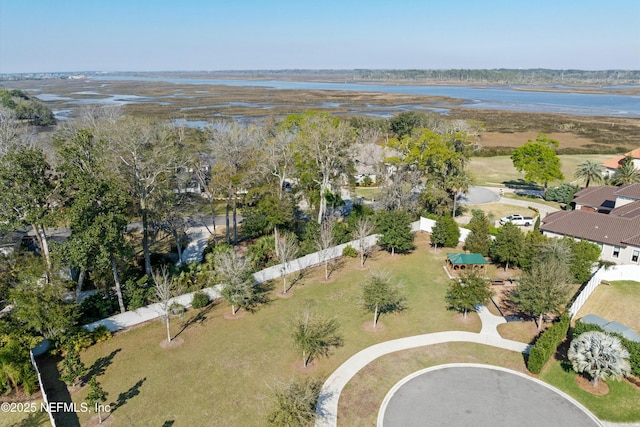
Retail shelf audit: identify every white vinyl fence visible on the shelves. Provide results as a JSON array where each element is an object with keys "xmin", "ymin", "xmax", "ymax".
[
  {"xmin": 30, "ymin": 350, "xmax": 57, "ymax": 427},
  {"xmin": 85, "ymin": 218, "xmax": 469, "ymax": 332},
  {"xmin": 569, "ymin": 264, "xmax": 640, "ymax": 319}
]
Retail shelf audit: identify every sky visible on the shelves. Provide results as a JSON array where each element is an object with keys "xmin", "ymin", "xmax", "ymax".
[{"xmin": 1, "ymin": 0, "xmax": 639, "ymax": 73}]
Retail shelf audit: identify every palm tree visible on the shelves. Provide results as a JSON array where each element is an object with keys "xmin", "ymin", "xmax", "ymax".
[
  {"xmin": 292, "ymin": 312, "xmax": 343, "ymax": 368},
  {"xmin": 611, "ymin": 157, "xmax": 640, "ymax": 186},
  {"xmin": 574, "ymin": 160, "xmax": 606, "ymax": 188},
  {"xmin": 568, "ymin": 331, "xmax": 631, "ymax": 386}
]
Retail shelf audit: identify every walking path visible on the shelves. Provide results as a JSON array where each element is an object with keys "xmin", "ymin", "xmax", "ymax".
[
  {"xmin": 314, "ymin": 306, "xmax": 639, "ymax": 427},
  {"xmin": 314, "ymin": 307, "xmax": 529, "ymax": 426}
]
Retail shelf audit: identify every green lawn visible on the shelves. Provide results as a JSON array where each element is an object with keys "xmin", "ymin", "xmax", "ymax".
[
  {"xmin": 14, "ymin": 238, "xmax": 640, "ymax": 426},
  {"xmin": 2, "ymin": 399, "xmax": 50, "ymax": 427},
  {"xmin": 339, "ymin": 343, "xmax": 527, "ymax": 426},
  {"xmin": 574, "ymin": 280, "xmax": 640, "ymax": 333},
  {"xmin": 469, "ymin": 154, "xmax": 613, "ymax": 187},
  {"xmin": 541, "ymin": 361, "xmax": 640, "ymax": 423},
  {"xmin": 67, "ymin": 233, "xmax": 477, "ymax": 426},
  {"xmin": 354, "ymin": 186, "xmax": 381, "ymax": 201}
]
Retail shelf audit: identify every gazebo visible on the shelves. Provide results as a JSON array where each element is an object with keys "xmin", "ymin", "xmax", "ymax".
[{"xmin": 446, "ymin": 253, "xmax": 489, "ymax": 274}]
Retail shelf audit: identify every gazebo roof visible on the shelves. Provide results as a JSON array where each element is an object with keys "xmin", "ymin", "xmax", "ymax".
[{"xmin": 446, "ymin": 253, "xmax": 488, "ymax": 265}]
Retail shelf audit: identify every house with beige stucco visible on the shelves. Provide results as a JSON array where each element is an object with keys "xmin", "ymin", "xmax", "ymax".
[
  {"xmin": 541, "ymin": 183, "xmax": 640, "ymax": 265},
  {"xmin": 602, "ymin": 147, "xmax": 640, "ymax": 177}
]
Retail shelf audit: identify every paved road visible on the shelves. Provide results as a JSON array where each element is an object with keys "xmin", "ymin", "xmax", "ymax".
[{"xmin": 380, "ymin": 365, "xmax": 602, "ymax": 427}]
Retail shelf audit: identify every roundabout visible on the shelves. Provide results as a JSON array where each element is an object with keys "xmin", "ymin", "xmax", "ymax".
[{"xmin": 378, "ymin": 364, "xmax": 602, "ymax": 427}]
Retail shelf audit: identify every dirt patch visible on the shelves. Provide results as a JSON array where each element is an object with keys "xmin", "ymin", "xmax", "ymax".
[
  {"xmin": 363, "ymin": 320, "xmax": 386, "ymax": 333},
  {"xmin": 452, "ymin": 312, "xmax": 480, "ymax": 327},
  {"xmin": 159, "ymin": 337, "xmax": 184, "ymax": 349},
  {"xmin": 574, "ymin": 375, "xmax": 610, "ymax": 396},
  {"xmin": 222, "ymin": 309, "xmax": 247, "ymax": 320},
  {"xmin": 275, "ymin": 290, "xmax": 294, "ymax": 299},
  {"xmin": 293, "ymin": 359, "xmax": 318, "ymax": 375},
  {"xmin": 490, "ymin": 284, "xmax": 520, "ymax": 317},
  {"xmin": 479, "ymin": 131, "xmax": 600, "ymax": 151},
  {"xmin": 85, "ymin": 413, "xmax": 116, "ymax": 426}
]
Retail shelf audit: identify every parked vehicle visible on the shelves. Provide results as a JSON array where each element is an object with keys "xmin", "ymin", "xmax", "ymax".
[{"xmin": 499, "ymin": 214, "xmax": 534, "ymax": 226}]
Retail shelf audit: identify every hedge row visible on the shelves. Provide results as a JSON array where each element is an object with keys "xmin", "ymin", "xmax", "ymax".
[
  {"xmin": 527, "ymin": 313, "xmax": 570, "ymax": 374},
  {"xmin": 573, "ymin": 319, "xmax": 640, "ymax": 377}
]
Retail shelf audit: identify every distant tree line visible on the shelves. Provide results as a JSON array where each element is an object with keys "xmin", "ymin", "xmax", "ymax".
[{"xmin": 0, "ymin": 89, "xmax": 55, "ymax": 126}]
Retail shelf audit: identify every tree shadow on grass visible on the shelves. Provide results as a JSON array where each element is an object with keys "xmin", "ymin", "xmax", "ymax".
[
  {"xmin": 327, "ymin": 257, "xmax": 347, "ymax": 279},
  {"xmin": 84, "ymin": 348, "xmax": 121, "ymax": 382},
  {"xmin": 288, "ymin": 268, "xmax": 310, "ymax": 290},
  {"xmin": 244, "ymin": 280, "xmax": 275, "ymax": 313},
  {"xmin": 9, "ymin": 410, "xmax": 50, "ymax": 427},
  {"xmin": 36, "ymin": 353, "xmax": 80, "ymax": 427},
  {"xmin": 502, "ymin": 179, "xmax": 543, "ymax": 191},
  {"xmin": 174, "ymin": 300, "xmax": 218, "ymax": 339},
  {"xmin": 109, "ymin": 377, "xmax": 147, "ymax": 414}
]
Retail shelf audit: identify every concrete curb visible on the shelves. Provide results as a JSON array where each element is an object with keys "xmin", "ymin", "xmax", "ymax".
[
  {"xmin": 314, "ymin": 331, "xmax": 530, "ymax": 427},
  {"xmin": 377, "ymin": 364, "xmax": 604, "ymax": 427}
]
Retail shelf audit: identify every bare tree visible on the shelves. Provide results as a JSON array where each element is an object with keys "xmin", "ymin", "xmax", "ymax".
[
  {"xmin": 208, "ymin": 121, "xmax": 263, "ymax": 245},
  {"xmin": 152, "ymin": 266, "xmax": 175, "ymax": 343},
  {"xmin": 277, "ymin": 234, "xmax": 299, "ymax": 294},
  {"xmin": 315, "ymin": 218, "xmax": 336, "ymax": 281},
  {"xmin": 189, "ymin": 151, "xmax": 218, "ymax": 242},
  {"xmin": 378, "ymin": 167, "xmax": 422, "ymax": 214},
  {"xmin": 294, "ymin": 113, "xmax": 354, "ymax": 224},
  {"xmin": 353, "ymin": 217, "xmax": 375, "ymax": 267},
  {"xmin": 107, "ymin": 118, "xmax": 184, "ymax": 276},
  {"xmin": 0, "ymin": 107, "xmax": 35, "ymax": 157},
  {"xmin": 263, "ymin": 126, "xmax": 296, "ymax": 201},
  {"xmin": 214, "ymin": 248, "xmax": 256, "ymax": 315}
]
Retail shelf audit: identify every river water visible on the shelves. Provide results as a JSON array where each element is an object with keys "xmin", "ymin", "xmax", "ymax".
[{"xmin": 92, "ymin": 76, "xmax": 640, "ymax": 118}]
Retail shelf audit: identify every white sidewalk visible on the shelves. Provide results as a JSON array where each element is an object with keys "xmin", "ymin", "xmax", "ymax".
[{"xmin": 315, "ymin": 307, "xmax": 530, "ymax": 427}]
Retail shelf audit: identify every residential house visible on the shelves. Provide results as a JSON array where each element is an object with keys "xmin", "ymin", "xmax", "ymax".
[
  {"xmin": 541, "ymin": 183, "xmax": 640, "ymax": 264},
  {"xmin": 602, "ymin": 147, "xmax": 640, "ymax": 177}
]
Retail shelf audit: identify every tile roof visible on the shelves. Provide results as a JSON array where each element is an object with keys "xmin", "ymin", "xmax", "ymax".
[
  {"xmin": 610, "ymin": 200, "xmax": 640, "ymax": 218},
  {"xmin": 541, "ymin": 184, "xmax": 640, "ymax": 248},
  {"xmin": 614, "ymin": 183, "xmax": 640, "ymax": 200},
  {"xmin": 572, "ymin": 186, "xmax": 617, "ymax": 209},
  {"xmin": 603, "ymin": 155, "xmax": 626, "ymax": 170},
  {"xmin": 541, "ymin": 209, "xmax": 640, "ymax": 247},
  {"xmin": 602, "ymin": 147, "xmax": 640, "ymax": 170}
]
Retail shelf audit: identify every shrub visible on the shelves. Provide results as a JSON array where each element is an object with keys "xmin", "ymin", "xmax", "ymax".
[
  {"xmin": 124, "ymin": 276, "xmax": 155, "ymax": 310},
  {"xmin": 170, "ymin": 302, "xmax": 186, "ymax": 316},
  {"xmin": 544, "ymin": 184, "xmax": 579, "ymax": 205},
  {"xmin": 527, "ymin": 313, "xmax": 570, "ymax": 374},
  {"xmin": 79, "ymin": 291, "xmax": 120, "ymax": 324},
  {"xmin": 573, "ymin": 319, "xmax": 640, "ymax": 377},
  {"xmin": 342, "ymin": 245, "xmax": 358, "ymax": 258},
  {"xmin": 191, "ymin": 290, "xmax": 210, "ymax": 309},
  {"xmin": 91, "ymin": 326, "xmax": 112, "ymax": 343},
  {"xmin": 430, "ymin": 215, "xmax": 460, "ymax": 248},
  {"xmin": 62, "ymin": 328, "xmax": 95, "ymax": 353}
]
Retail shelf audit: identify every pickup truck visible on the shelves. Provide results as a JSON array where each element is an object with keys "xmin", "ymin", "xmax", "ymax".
[{"xmin": 499, "ymin": 214, "xmax": 534, "ymax": 226}]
